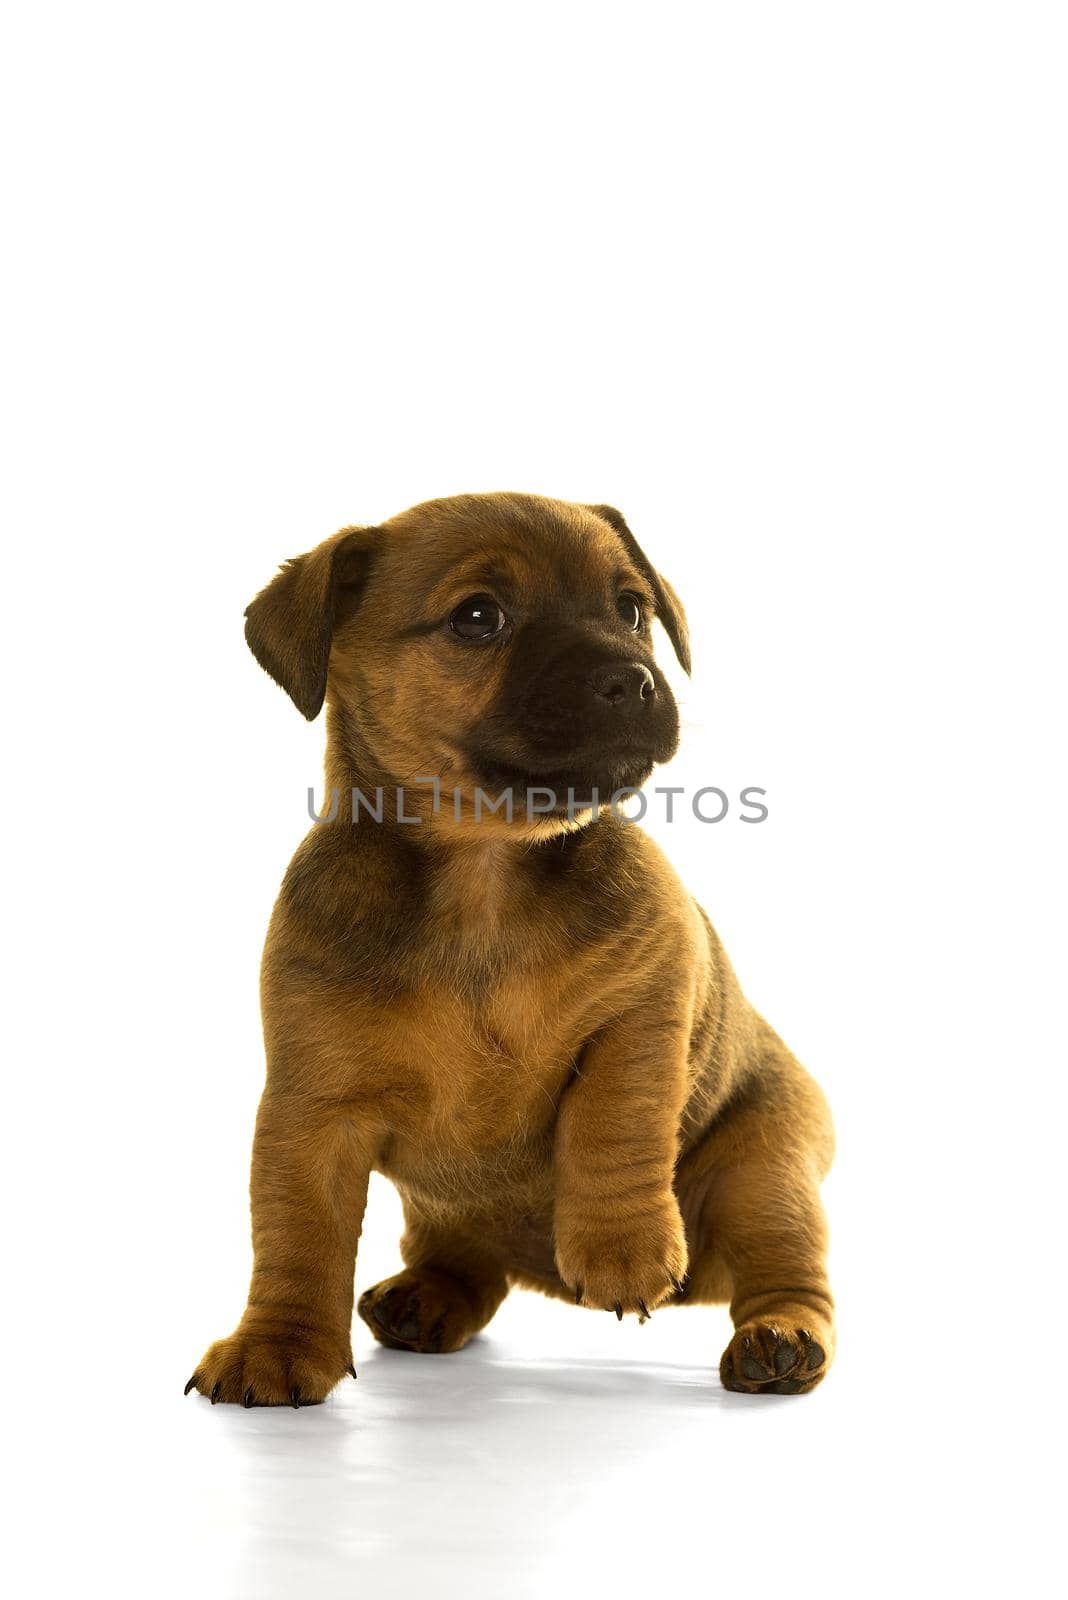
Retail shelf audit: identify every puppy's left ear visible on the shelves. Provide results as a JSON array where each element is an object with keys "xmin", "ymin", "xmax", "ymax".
[
  {"xmin": 587, "ymin": 504, "xmax": 692, "ymax": 675},
  {"xmin": 244, "ymin": 524, "xmax": 380, "ymax": 719}
]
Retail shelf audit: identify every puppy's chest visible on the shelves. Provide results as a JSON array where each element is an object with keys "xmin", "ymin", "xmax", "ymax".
[{"xmin": 378, "ymin": 974, "xmax": 585, "ymax": 1156}]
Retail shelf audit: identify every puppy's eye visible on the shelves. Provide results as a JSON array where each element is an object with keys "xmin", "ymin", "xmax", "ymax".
[
  {"xmin": 450, "ymin": 594, "xmax": 507, "ymax": 640},
  {"xmin": 616, "ymin": 592, "xmax": 643, "ymax": 631}
]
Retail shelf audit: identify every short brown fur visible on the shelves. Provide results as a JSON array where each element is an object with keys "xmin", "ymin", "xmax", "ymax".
[{"xmin": 188, "ymin": 493, "xmax": 835, "ymax": 1407}]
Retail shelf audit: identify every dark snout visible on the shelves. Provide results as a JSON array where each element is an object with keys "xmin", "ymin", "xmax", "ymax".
[{"xmin": 470, "ymin": 620, "xmax": 681, "ymax": 802}]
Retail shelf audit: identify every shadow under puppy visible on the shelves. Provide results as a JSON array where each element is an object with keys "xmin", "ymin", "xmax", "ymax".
[{"xmin": 187, "ymin": 493, "xmax": 835, "ymax": 1406}]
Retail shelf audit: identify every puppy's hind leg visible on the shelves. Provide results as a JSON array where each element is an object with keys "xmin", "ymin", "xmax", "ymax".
[
  {"xmin": 683, "ymin": 1055, "xmax": 836, "ymax": 1395},
  {"xmin": 712, "ymin": 1163, "xmax": 835, "ymax": 1394},
  {"xmin": 358, "ymin": 1216, "xmax": 509, "ymax": 1354}
]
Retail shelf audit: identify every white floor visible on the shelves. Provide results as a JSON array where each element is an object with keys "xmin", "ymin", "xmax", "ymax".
[{"xmin": 59, "ymin": 1284, "xmax": 1040, "ymax": 1600}]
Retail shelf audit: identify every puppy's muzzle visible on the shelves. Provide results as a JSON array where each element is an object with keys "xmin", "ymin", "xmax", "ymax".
[{"xmin": 467, "ymin": 625, "xmax": 680, "ymax": 802}]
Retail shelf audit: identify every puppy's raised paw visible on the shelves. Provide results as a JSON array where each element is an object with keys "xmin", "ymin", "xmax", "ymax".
[
  {"xmin": 555, "ymin": 1198, "xmax": 688, "ymax": 1318},
  {"xmin": 186, "ymin": 1324, "xmax": 354, "ymax": 1407},
  {"xmin": 720, "ymin": 1320, "xmax": 831, "ymax": 1396}
]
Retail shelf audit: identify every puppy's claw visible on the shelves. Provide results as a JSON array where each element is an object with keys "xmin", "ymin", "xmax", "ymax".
[
  {"xmin": 575, "ymin": 1284, "xmax": 584, "ymax": 1304},
  {"xmin": 210, "ymin": 1382, "xmax": 221, "ymax": 1405},
  {"xmin": 290, "ymin": 1387, "xmax": 301, "ymax": 1409},
  {"xmin": 242, "ymin": 1387, "xmax": 255, "ymax": 1408},
  {"xmin": 615, "ymin": 1302, "xmax": 623, "ymax": 1321},
  {"xmin": 184, "ymin": 1374, "xmax": 199, "ymax": 1396},
  {"xmin": 347, "ymin": 1363, "xmax": 358, "ymax": 1380},
  {"xmin": 638, "ymin": 1300, "xmax": 651, "ymax": 1321},
  {"xmin": 671, "ymin": 1276, "xmax": 686, "ymax": 1296}
]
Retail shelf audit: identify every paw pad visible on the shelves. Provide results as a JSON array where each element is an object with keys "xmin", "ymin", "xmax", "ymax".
[{"xmin": 721, "ymin": 1323, "xmax": 828, "ymax": 1395}]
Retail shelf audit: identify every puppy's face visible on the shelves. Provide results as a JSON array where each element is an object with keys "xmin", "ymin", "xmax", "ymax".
[{"xmin": 245, "ymin": 494, "xmax": 690, "ymax": 820}]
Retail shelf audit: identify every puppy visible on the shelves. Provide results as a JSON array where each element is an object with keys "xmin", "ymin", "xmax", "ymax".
[{"xmin": 187, "ymin": 493, "xmax": 835, "ymax": 1406}]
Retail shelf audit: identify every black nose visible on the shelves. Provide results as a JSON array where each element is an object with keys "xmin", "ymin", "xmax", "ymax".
[{"xmin": 588, "ymin": 662, "xmax": 657, "ymax": 706}]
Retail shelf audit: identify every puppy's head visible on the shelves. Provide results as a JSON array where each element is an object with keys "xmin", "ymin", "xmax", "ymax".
[{"xmin": 245, "ymin": 493, "xmax": 689, "ymax": 822}]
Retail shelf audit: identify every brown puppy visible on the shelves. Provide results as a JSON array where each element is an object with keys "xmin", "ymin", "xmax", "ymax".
[{"xmin": 187, "ymin": 493, "xmax": 835, "ymax": 1407}]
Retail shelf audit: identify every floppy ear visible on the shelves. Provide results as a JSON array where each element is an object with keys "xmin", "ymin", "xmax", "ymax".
[
  {"xmin": 244, "ymin": 525, "xmax": 380, "ymax": 719},
  {"xmin": 587, "ymin": 505, "xmax": 691, "ymax": 675}
]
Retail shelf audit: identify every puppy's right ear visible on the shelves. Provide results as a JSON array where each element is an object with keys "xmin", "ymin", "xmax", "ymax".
[
  {"xmin": 587, "ymin": 504, "xmax": 692, "ymax": 675},
  {"xmin": 244, "ymin": 525, "xmax": 380, "ymax": 719}
]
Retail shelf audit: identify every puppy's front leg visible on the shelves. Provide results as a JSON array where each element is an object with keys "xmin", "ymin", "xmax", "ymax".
[
  {"xmin": 188, "ymin": 1091, "xmax": 373, "ymax": 1406},
  {"xmin": 553, "ymin": 1015, "xmax": 689, "ymax": 1316}
]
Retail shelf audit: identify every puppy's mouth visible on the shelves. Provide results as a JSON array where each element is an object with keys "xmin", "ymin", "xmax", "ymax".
[{"xmin": 466, "ymin": 752, "xmax": 659, "ymax": 813}]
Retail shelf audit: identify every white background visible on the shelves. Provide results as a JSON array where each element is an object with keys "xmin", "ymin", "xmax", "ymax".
[{"xmin": 3, "ymin": 3, "xmax": 1065, "ymax": 1596}]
